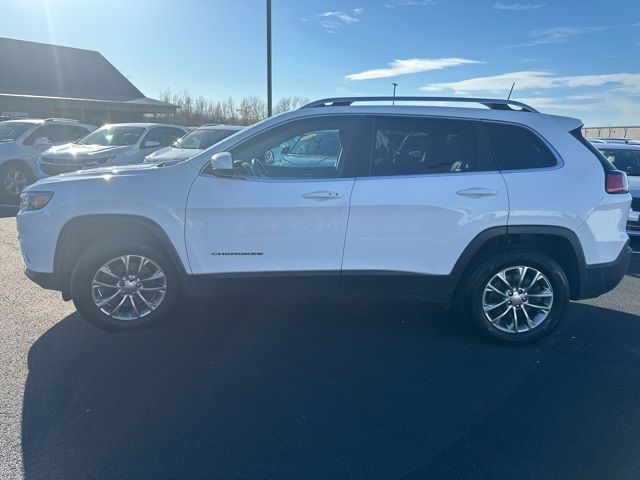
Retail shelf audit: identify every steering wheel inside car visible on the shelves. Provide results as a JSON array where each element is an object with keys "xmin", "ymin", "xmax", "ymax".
[{"xmin": 250, "ymin": 157, "xmax": 268, "ymax": 177}]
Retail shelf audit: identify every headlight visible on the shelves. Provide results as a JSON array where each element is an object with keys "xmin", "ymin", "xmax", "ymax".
[{"xmin": 19, "ymin": 191, "xmax": 54, "ymax": 212}]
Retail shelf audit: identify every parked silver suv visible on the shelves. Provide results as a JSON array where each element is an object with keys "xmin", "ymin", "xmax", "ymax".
[{"xmin": 0, "ymin": 118, "xmax": 95, "ymax": 197}]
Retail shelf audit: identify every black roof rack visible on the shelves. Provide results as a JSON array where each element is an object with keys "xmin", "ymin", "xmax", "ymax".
[{"xmin": 301, "ymin": 96, "xmax": 539, "ymax": 113}]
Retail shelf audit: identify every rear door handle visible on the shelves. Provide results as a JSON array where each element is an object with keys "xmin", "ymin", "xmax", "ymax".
[
  {"xmin": 456, "ymin": 188, "xmax": 498, "ymax": 198},
  {"xmin": 303, "ymin": 191, "xmax": 342, "ymax": 200}
]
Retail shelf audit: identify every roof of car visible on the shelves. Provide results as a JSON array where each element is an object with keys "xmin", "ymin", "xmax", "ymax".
[
  {"xmin": 268, "ymin": 104, "xmax": 583, "ymax": 133},
  {"xmin": 99, "ymin": 123, "xmax": 186, "ymax": 129},
  {"xmin": 595, "ymin": 143, "xmax": 640, "ymax": 150},
  {"xmin": 0, "ymin": 118, "xmax": 94, "ymax": 127},
  {"xmin": 1, "ymin": 118, "xmax": 44, "ymax": 124},
  {"xmin": 198, "ymin": 124, "xmax": 244, "ymax": 131}
]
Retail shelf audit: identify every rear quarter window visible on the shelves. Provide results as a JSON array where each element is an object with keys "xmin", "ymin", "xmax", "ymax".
[{"xmin": 484, "ymin": 122, "xmax": 557, "ymax": 170}]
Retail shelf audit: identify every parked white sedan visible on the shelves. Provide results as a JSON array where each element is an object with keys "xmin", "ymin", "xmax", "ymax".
[
  {"xmin": 38, "ymin": 123, "xmax": 188, "ymax": 175},
  {"xmin": 144, "ymin": 124, "xmax": 243, "ymax": 164}
]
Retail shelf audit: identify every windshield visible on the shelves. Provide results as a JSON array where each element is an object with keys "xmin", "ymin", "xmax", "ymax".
[
  {"xmin": 289, "ymin": 130, "xmax": 340, "ymax": 156},
  {"xmin": 175, "ymin": 129, "xmax": 238, "ymax": 150},
  {"xmin": 78, "ymin": 126, "xmax": 146, "ymax": 146},
  {"xmin": 0, "ymin": 122, "xmax": 34, "ymax": 142},
  {"xmin": 599, "ymin": 149, "xmax": 640, "ymax": 176}
]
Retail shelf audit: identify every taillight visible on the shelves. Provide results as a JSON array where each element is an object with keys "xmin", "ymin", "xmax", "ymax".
[{"xmin": 605, "ymin": 170, "xmax": 629, "ymax": 194}]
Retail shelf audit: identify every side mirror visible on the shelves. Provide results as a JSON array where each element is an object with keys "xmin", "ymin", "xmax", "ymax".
[
  {"xmin": 210, "ymin": 152, "xmax": 233, "ymax": 174},
  {"xmin": 143, "ymin": 140, "xmax": 160, "ymax": 149},
  {"xmin": 281, "ymin": 145, "xmax": 290, "ymax": 155},
  {"xmin": 33, "ymin": 137, "xmax": 51, "ymax": 147}
]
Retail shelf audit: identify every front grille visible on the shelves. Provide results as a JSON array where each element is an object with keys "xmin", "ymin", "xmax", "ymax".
[
  {"xmin": 632, "ymin": 197, "xmax": 640, "ymax": 212},
  {"xmin": 39, "ymin": 162, "xmax": 83, "ymax": 176}
]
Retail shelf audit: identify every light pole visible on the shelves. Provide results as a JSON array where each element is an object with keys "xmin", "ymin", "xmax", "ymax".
[
  {"xmin": 267, "ymin": 0, "xmax": 273, "ymax": 117},
  {"xmin": 392, "ymin": 83, "xmax": 398, "ymax": 105}
]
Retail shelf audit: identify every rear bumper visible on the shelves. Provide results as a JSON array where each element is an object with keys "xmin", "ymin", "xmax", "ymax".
[{"xmin": 576, "ymin": 242, "xmax": 632, "ymax": 299}]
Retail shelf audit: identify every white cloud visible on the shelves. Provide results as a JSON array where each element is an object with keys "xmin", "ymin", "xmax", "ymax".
[
  {"xmin": 507, "ymin": 25, "xmax": 611, "ymax": 47},
  {"xmin": 383, "ymin": 0, "xmax": 437, "ymax": 7},
  {"xmin": 421, "ymin": 70, "xmax": 640, "ymax": 95},
  {"xmin": 345, "ymin": 57, "xmax": 483, "ymax": 81},
  {"xmin": 493, "ymin": 2, "xmax": 546, "ymax": 10},
  {"xmin": 302, "ymin": 9, "xmax": 363, "ymax": 33}
]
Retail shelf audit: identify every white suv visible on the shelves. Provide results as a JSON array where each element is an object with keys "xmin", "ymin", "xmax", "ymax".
[
  {"xmin": 38, "ymin": 123, "xmax": 188, "ymax": 175},
  {"xmin": 0, "ymin": 118, "xmax": 95, "ymax": 197},
  {"xmin": 17, "ymin": 97, "xmax": 632, "ymax": 343}
]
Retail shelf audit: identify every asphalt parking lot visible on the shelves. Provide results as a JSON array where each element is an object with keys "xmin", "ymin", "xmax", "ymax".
[{"xmin": 0, "ymin": 215, "xmax": 639, "ymax": 480}]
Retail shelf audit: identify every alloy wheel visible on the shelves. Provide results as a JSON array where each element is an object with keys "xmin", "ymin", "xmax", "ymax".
[
  {"xmin": 482, "ymin": 266, "xmax": 553, "ymax": 333},
  {"xmin": 91, "ymin": 255, "xmax": 167, "ymax": 321},
  {"xmin": 4, "ymin": 169, "xmax": 28, "ymax": 195}
]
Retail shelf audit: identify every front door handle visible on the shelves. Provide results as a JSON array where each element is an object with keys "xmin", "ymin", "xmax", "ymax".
[
  {"xmin": 303, "ymin": 191, "xmax": 342, "ymax": 200},
  {"xmin": 456, "ymin": 188, "xmax": 498, "ymax": 198}
]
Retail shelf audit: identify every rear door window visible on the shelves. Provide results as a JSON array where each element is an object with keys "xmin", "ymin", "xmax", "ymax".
[
  {"xmin": 484, "ymin": 122, "xmax": 557, "ymax": 170},
  {"xmin": 367, "ymin": 116, "xmax": 495, "ymax": 177}
]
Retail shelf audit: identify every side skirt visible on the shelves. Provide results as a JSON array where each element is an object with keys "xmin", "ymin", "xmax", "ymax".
[{"xmin": 184, "ymin": 270, "xmax": 453, "ymax": 303}]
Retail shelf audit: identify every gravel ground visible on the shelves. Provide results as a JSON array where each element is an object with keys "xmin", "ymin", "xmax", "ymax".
[{"xmin": 0, "ymin": 215, "xmax": 639, "ymax": 480}]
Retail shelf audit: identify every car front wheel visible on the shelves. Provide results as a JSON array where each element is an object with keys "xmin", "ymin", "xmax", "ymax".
[
  {"xmin": 464, "ymin": 249, "xmax": 570, "ymax": 344},
  {"xmin": 71, "ymin": 239, "xmax": 179, "ymax": 331},
  {"xmin": 0, "ymin": 163, "xmax": 32, "ymax": 198}
]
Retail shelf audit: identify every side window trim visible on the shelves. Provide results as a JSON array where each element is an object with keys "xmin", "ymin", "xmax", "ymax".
[{"xmin": 481, "ymin": 120, "xmax": 563, "ymax": 173}]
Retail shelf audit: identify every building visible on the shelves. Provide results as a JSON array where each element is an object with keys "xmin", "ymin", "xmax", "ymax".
[
  {"xmin": 0, "ymin": 37, "xmax": 177, "ymax": 125},
  {"xmin": 582, "ymin": 126, "xmax": 640, "ymax": 141}
]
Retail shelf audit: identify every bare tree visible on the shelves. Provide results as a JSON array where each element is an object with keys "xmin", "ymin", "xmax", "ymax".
[{"xmin": 156, "ymin": 89, "xmax": 309, "ymax": 127}]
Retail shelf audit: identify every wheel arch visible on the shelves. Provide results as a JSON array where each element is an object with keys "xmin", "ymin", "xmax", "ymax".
[
  {"xmin": 450, "ymin": 225, "xmax": 586, "ymax": 300},
  {"xmin": 54, "ymin": 214, "xmax": 188, "ymax": 300}
]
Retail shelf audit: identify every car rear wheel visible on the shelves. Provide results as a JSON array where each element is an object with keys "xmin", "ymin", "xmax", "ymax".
[
  {"xmin": 463, "ymin": 249, "xmax": 570, "ymax": 344},
  {"xmin": 71, "ymin": 239, "xmax": 179, "ymax": 331}
]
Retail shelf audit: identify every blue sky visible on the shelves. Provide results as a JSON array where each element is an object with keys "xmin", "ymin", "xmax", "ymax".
[{"xmin": 1, "ymin": 0, "xmax": 639, "ymax": 125}]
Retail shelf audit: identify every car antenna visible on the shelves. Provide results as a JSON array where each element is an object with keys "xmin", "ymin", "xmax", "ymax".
[{"xmin": 507, "ymin": 82, "xmax": 516, "ymax": 101}]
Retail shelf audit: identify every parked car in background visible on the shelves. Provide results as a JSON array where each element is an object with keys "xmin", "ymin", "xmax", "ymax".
[
  {"xmin": 144, "ymin": 124, "xmax": 243, "ymax": 164},
  {"xmin": 590, "ymin": 137, "xmax": 637, "ymax": 145},
  {"xmin": 0, "ymin": 118, "xmax": 95, "ymax": 197},
  {"xmin": 263, "ymin": 129, "xmax": 342, "ymax": 168},
  {"xmin": 17, "ymin": 96, "xmax": 631, "ymax": 344},
  {"xmin": 38, "ymin": 123, "xmax": 188, "ymax": 176},
  {"xmin": 596, "ymin": 143, "xmax": 640, "ymax": 238}
]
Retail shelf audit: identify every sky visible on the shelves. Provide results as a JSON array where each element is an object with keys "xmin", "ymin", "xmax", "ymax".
[{"xmin": 1, "ymin": 0, "xmax": 639, "ymax": 125}]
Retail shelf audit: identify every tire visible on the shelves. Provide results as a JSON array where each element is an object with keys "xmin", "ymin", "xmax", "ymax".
[
  {"xmin": 462, "ymin": 248, "xmax": 569, "ymax": 344},
  {"xmin": 71, "ymin": 238, "xmax": 180, "ymax": 332},
  {"xmin": 0, "ymin": 162, "xmax": 33, "ymax": 199}
]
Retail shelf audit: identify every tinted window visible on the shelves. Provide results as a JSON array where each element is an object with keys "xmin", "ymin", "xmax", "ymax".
[
  {"xmin": 0, "ymin": 122, "xmax": 34, "ymax": 142},
  {"xmin": 79, "ymin": 126, "xmax": 145, "ymax": 146},
  {"xmin": 227, "ymin": 116, "xmax": 359, "ymax": 179},
  {"xmin": 369, "ymin": 116, "xmax": 491, "ymax": 176},
  {"xmin": 143, "ymin": 127, "xmax": 185, "ymax": 148},
  {"xmin": 24, "ymin": 124, "xmax": 71, "ymax": 144},
  {"xmin": 177, "ymin": 128, "xmax": 238, "ymax": 150},
  {"xmin": 599, "ymin": 149, "xmax": 640, "ymax": 177},
  {"xmin": 62, "ymin": 125, "xmax": 91, "ymax": 141},
  {"xmin": 484, "ymin": 122, "xmax": 556, "ymax": 170}
]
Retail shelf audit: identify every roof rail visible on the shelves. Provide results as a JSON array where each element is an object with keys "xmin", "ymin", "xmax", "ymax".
[
  {"xmin": 301, "ymin": 96, "xmax": 539, "ymax": 113},
  {"xmin": 43, "ymin": 118, "xmax": 81, "ymax": 123}
]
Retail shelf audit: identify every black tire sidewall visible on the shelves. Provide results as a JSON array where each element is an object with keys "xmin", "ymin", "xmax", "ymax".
[
  {"xmin": 466, "ymin": 249, "xmax": 569, "ymax": 344},
  {"xmin": 71, "ymin": 240, "xmax": 179, "ymax": 332},
  {"xmin": 0, "ymin": 162, "xmax": 33, "ymax": 198}
]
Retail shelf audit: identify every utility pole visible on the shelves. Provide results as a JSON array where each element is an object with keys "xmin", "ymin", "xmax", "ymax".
[
  {"xmin": 392, "ymin": 83, "xmax": 398, "ymax": 105},
  {"xmin": 267, "ymin": 0, "xmax": 273, "ymax": 117}
]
